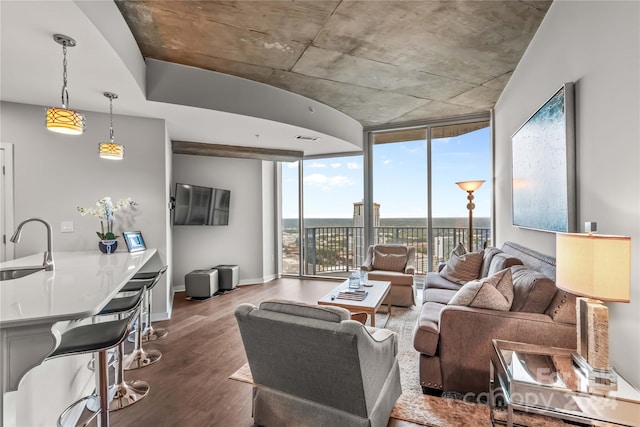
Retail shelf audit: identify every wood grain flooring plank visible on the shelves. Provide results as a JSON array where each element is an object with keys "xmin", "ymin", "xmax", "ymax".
[{"xmin": 108, "ymin": 278, "xmax": 420, "ymax": 427}]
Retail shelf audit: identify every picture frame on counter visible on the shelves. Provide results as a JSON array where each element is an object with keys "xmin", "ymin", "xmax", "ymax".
[{"xmin": 123, "ymin": 231, "xmax": 146, "ymax": 252}]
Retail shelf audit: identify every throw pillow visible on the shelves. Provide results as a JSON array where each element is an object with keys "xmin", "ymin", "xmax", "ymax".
[
  {"xmin": 439, "ymin": 244, "xmax": 483, "ymax": 284},
  {"xmin": 372, "ymin": 250, "xmax": 406, "ymax": 272},
  {"xmin": 510, "ymin": 265, "xmax": 557, "ymax": 313},
  {"xmin": 448, "ymin": 268, "xmax": 514, "ymax": 311}
]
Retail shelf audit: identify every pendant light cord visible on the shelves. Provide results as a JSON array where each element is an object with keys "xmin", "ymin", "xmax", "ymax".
[
  {"xmin": 109, "ymin": 97, "xmax": 114, "ymax": 142},
  {"xmin": 61, "ymin": 43, "xmax": 70, "ymax": 109}
]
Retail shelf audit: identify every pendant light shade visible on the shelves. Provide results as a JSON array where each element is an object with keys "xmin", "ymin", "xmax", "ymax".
[
  {"xmin": 46, "ymin": 34, "xmax": 86, "ymax": 135},
  {"xmin": 98, "ymin": 142, "xmax": 124, "ymax": 160},
  {"xmin": 98, "ymin": 92, "xmax": 124, "ymax": 160},
  {"xmin": 46, "ymin": 107, "xmax": 86, "ymax": 134}
]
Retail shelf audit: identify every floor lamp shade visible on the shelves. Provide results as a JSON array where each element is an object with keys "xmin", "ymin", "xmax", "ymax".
[
  {"xmin": 555, "ymin": 232, "xmax": 631, "ymax": 373},
  {"xmin": 455, "ymin": 180, "xmax": 485, "ymax": 192}
]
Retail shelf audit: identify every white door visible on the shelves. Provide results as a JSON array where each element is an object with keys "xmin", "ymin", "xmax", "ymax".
[
  {"xmin": 0, "ymin": 143, "xmax": 15, "ymax": 262},
  {"xmin": 1, "ymin": 147, "xmax": 6, "ymax": 261}
]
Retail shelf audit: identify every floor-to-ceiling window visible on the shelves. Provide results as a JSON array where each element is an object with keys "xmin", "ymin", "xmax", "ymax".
[
  {"xmin": 372, "ymin": 130, "xmax": 428, "ymax": 272},
  {"xmin": 430, "ymin": 122, "xmax": 491, "ymax": 269},
  {"xmin": 280, "ymin": 155, "xmax": 364, "ymax": 277},
  {"xmin": 279, "ymin": 115, "xmax": 491, "ymax": 278},
  {"xmin": 369, "ymin": 118, "xmax": 490, "ymax": 273},
  {"xmin": 281, "ymin": 161, "xmax": 300, "ymax": 274},
  {"xmin": 301, "ymin": 155, "xmax": 363, "ymax": 276}
]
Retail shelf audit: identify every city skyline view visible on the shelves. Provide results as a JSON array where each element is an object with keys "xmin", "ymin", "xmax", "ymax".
[{"xmin": 282, "ymin": 126, "xmax": 491, "ymax": 220}]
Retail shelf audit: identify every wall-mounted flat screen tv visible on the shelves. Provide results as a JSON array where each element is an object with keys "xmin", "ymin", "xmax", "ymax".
[{"xmin": 173, "ymin": 183, "xmax": 231, "ymax": 226}]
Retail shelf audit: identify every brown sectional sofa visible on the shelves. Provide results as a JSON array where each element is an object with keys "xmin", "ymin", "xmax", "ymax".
[{"xmin": 413, "ymin": 241, "xmax": 577, "ymax": 394}]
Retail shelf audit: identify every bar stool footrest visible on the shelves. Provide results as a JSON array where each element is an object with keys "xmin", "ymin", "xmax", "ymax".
[{"xmin": 57, "ymin": 394, "xmax": 101, "ymax": 427}]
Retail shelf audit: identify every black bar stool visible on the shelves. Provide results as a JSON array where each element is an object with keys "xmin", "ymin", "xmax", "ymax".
[
  {"xmin": 98, "ymin": 290, "xmax": 149, "ymax": 411},
  {"xmin": 125, "ymin": 265, "xmax": 168, "ymax": 342},
  {"xmin": 119, "ymin": 276, "xmax": 163, "ymax": 370},
  {"xmin": 47, "ymin": 290, "xmax": 143, "ymax": 427}
]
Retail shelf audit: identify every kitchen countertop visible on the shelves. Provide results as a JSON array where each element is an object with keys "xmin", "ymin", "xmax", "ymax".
[{"xmin": 0, "ymin": 249, "xmax": 156, "ymax": 327}]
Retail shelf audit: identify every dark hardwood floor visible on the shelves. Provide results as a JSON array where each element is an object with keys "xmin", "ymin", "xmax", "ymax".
[{"xmin": 109, "ymin": 277, "xmax": 418, "ymax": 427}]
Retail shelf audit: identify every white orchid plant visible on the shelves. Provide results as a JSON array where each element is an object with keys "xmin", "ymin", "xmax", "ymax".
[{"xmin": 77, "ymin": 196, "xmax": 137, "ymax": 241}]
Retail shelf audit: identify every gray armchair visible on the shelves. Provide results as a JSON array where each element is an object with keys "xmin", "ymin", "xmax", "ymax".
[
  {"xmin": 234, "ymin": 299, "xmax": 402, "ymax": 427},
  {"xmin": 361, "ymin": 244, "xmax": 416, "ymax": 307}
]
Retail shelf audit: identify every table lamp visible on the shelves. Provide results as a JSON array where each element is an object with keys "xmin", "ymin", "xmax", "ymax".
[{"xmin": 555, "ymin": 230, "xmax": 631, "ymax": 382}]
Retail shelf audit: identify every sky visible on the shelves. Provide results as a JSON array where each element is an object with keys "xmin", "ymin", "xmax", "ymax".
[{"xmin": 282, "ymin": 126, "xmax": 491, "ymax": 219}]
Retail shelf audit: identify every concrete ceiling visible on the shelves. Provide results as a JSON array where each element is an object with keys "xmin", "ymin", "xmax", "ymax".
[
  {"xmin": 115, "ymin": 0, "xmax": 552, "ymax": 127},
  {"xmin": 0, "ymin": 1, "xmax": 551, "ymax": 158}
]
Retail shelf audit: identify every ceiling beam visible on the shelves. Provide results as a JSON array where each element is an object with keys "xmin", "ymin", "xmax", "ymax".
[{"xmin": 172, "ymin": 141, "xmax": 303, "ymax": 162}]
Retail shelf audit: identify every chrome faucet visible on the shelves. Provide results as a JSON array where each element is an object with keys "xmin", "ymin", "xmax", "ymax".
[{"xmin": 10, "ymin": 218, "xmax": 55, "ymax": 271}]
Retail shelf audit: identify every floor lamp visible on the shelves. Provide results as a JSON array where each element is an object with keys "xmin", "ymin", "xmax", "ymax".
[{"xmin": 455, "ymin": 180, "xmax": 485, "ymax": 252}]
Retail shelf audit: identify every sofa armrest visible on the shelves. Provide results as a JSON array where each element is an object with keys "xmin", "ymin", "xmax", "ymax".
[
  {"xmin": 405, "ymin": 246, "xmax": 416, "ymax": 274},
  {"xmin": 435, "ymin": 305, "xmax": 576, "ymax": 393}
]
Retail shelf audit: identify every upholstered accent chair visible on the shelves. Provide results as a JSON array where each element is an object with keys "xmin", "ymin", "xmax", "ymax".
[
  {"xmin": 235, "ymin": 299, "xmax": 402, "ymax": 427},
  {"xmin": 361, "ymin": 244, "xmax": 416, "ymax": 307}
]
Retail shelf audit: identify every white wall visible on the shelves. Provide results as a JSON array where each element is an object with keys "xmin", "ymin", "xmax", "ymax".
[
  {"xmin": 494, "ymin": 1, "xmax": 640, "ymax": 386},
  {"xmin": 262, "ymin": 161, "xmax": 277, "ymax": 282},
  {"xmin": 0, "ymin": 101, "xmax": 171, "ymax": 425},
  {"xmin": 172, "ymin": 154, "xmax": 277, "ymax": 289},
  {"xmin": 147, "ymin": 59, "xmax": 363, "ymax": 149}
]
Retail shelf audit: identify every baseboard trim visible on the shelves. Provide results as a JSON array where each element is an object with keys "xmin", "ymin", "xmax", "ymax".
[{"xmin": 173, "ymin": 275, "xmax": 277, "ymax": 293}]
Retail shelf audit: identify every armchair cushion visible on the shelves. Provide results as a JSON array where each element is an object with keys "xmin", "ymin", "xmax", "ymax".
[
  {"xmin": 448, "ymin": 268, "xmax": 514, "ymax": 311},
  {"xmin": 368, "ymin": 270, "xmax": 414, "ymax": 286},
  {"xmin": 373, "ymin": 250, "xmax": 407, "ymax": 272}
]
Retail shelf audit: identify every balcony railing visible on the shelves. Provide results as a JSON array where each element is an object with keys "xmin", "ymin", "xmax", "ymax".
[{"xmin": 294, "ymin": 226, "xmax": 491, "ymax": 275}]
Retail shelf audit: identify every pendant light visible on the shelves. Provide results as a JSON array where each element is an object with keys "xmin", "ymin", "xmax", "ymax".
[
  {"xmin": 45, "ymin": 34, "xmax": 86, "ymax": 135},
  {"xmin": 98, "ymin": 92, "xmax": 124, "ymax": 160}
]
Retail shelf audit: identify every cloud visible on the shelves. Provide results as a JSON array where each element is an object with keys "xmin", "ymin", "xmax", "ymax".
[
  {"xmin": 383, "ymin": 159, "xmax": 392, "ymax": 165},
  {"xmin": 328, "ymin": 176, "xmax": 352, "ymax": 186},
  {"xmin": 347, "ymin": 162, "xmax": 360, "ymax": 169},
  {"xmin": 286, "ymin": 162, "xmax": 298, "ymax": 169},
  {"xmin": 304, "ymin": 173, "xmax": 353, "ymax": 189},
  {"xmin": 307, "ymin": 162, "xmax": 326, "ymax": 168},
  {"xmin": 330, "ymin": 163, "xmax": 342, "ymax": 168}
]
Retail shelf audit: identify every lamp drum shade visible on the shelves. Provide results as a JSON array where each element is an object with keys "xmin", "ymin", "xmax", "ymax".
[
  {"xmin": 46, "ymin": 107, "xmax": 86, "ymax": 135},
  {"xmin": 98, "ymin": 142, "xmax": 124, "ymax": 160},
  {"xmin": 556, "ymin": 233, "xmax": 631, "ymax": 302}
]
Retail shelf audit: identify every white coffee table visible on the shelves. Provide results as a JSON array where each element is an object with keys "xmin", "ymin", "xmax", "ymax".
[{"xmin": 317, "ymin": 279, "xmax": 392, "ymax": 327}]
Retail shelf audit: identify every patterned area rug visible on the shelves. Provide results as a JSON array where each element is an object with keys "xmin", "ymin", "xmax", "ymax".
[{"xmin": 230, "ymin": 304, "xmax": 565, "ymax": 426}]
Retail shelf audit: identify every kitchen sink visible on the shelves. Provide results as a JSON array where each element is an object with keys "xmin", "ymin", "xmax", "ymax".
[{"xmin": 0, "ymin": 266, "xmax": 45, "ymax": 281}]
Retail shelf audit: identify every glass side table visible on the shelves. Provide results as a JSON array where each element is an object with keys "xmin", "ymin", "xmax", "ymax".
[{"xmin": 490, "ymin": 340, "xmax": 640, "ymax": 427}]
